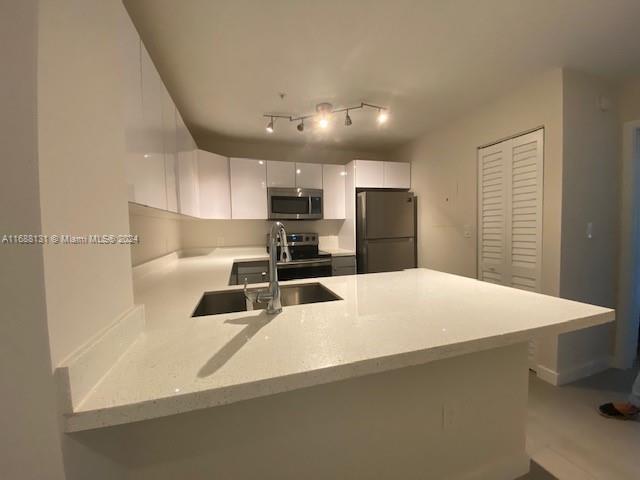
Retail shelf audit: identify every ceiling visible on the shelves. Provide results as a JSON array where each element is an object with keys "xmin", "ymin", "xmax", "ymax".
[{"xmin": 124, "ymin": 0, "xmax": 640, "ymax": 150}]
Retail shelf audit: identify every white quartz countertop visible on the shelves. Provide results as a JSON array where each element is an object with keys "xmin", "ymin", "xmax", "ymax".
[{"xmin": 66, "ymin": 247, "xmax": 614, "ymax": 431}]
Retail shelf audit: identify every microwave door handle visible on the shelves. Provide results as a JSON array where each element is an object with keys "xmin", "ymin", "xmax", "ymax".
[{"xmin": 308, "ymin": 195, "xmax": 312, "ymax": 215}]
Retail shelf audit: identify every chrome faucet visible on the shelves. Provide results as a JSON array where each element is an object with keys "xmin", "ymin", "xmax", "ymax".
[{"xmin": 244, "ymin": 222, "xmax": 290, "ymax": 314}]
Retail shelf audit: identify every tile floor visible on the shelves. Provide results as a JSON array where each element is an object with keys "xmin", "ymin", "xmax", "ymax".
[{"xmin": 523, "ymin": 366, "xmax": 640, "ymax": 480}]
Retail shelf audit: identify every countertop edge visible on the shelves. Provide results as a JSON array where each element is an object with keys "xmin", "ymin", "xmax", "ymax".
[{"xmin": 64, "ymin": 308, "xmax": 614, "ymax": 433}]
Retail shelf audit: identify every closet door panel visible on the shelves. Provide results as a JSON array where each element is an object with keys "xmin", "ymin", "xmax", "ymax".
[
  {"xmin": 509, "ymin": 129, "xmax": 543, "ymax": 293},
  {"xmin": 477, "ymin": 142, "xmax": 508, "ymax": 285}
]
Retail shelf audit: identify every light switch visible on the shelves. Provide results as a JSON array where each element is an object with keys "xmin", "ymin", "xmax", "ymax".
[
  {"xmin": 586, "ymin": 222, "xmax": 593, "ymax": 239},
  {"xmin": 463, "ymin": 224, "xmax": 472, "ymax": 238}
]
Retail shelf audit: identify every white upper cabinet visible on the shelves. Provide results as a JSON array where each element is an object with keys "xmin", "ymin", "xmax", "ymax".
[
  {"xmin": 295, "ymin": 162, "xmax": 323, "ymax": 189},
  {"xmin": 176, "ymin": 110, "xmax": 199, "ymax": 217},
  {"xmin": 140, "ymin": 43, "xmax": 167, "ymax": 210},
  {"xmin": 230, "ymin": 158, "xmax": 267, "ymax": 219},
  {"xmin": 197, "ymin": 150, "xmax": 231, "ymax": 219},
  {"xmin": 267, "ymin": 160, "xmax": 295, "ymax": 187},
  {"xmin": 122, "ymin": 14, "xmax": 144, "ymax": 203},
  {"xmin": 353, "ymin": 160, "xmax": 411, "ymax": 189},
  {"xmin": 162, "ymin": 85, "xmax": 178, "ymax": 212},
  {"xmin": 354, "ymin": 160, "xmax": 384, "ymax": 188},
  {"xmin": 383, "ymin": 162, "xmax": 411, "ymax": 189},
  {"xmin": 322, "ymin": 164, "xmax": 346, "ymax": 219}
]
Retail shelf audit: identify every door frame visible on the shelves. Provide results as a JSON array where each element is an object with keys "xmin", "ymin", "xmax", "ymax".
[{"xmin": 614, "ymin": 120, "xmax": 640, "ymax": 369}]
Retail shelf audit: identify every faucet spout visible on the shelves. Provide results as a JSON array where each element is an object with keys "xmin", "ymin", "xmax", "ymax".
[{"xmin": 243, "ymin": 222, "xmax": 289, "ymax": 314}]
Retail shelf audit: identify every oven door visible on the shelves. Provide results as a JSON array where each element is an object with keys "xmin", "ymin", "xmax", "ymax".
[
  {"xmin": 277, "ymin": 258, "xmax": 332, "ymax": 281},
  {"xmin": 268, "ymin": 188, "xmax": 323, "ymax": 220}
]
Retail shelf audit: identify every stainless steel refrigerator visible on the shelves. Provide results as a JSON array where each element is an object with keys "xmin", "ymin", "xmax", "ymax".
[{"xmin": 356, "ymin": 191, "xmax": 417, "ymax": 273}]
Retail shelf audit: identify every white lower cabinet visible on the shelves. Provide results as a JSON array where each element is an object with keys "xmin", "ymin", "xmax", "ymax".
[
  {"xmin": 322, "ymin": 164, "xmax": 346, "ymax": 219},
  {"xmin": 230, "ymin": 158, "xmax": 267, "ymax": 219},
  {"xmin": 197, "ymin": 150, "xmax": 231, "ymax": 219}
]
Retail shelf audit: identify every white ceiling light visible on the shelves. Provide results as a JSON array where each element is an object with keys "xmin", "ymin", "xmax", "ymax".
[
  {"xmin": 377, "ymin": 108, "xmax": 389, "ymax": 124},
  {"xmin": 263, "ymin": 102, "xmax": 388, "ymax": 134},
  {"xmin": 316, "ymin": 102, "xmax": 332, "ymax": 130}
]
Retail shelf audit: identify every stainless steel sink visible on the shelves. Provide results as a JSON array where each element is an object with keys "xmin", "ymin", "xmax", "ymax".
[{"xmin": 192, "ymin": 282, "xmax": 342, "ymax": 317}]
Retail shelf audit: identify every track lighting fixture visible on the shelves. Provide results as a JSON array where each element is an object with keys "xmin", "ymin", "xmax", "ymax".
[
  {"xmin": 344, "ymin": 110, "xmax": 352, "ymax": 126},
  {"xmin": 263, "ymin": 102, "xmax": 388, "ymax": 134}
]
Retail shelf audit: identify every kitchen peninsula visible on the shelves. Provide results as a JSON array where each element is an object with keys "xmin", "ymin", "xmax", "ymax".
[{"xmin": 62, "ymin": 248, "xmax": 613, "ymax": 480}]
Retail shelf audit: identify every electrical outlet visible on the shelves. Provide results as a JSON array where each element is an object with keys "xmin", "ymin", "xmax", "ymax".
[{"xmin": 216, "ymin": 237, "xmax": 225, "ymax": 247}]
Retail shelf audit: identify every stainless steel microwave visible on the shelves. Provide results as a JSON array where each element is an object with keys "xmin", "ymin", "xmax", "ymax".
[{"xmin": 267, "ymin": 187, "xmax": 323, "ymax": 220}]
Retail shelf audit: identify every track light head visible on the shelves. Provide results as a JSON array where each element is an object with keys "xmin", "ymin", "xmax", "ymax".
[
  {"xmin": 344, "ymin": 110, "xmax": 352, "ymax": 126},
  {"xmin": 266, "ymin": 117, "xmax": 274, "ymax": 133},
  {"xmin": 297, "ymin": 120, "xmax": 304, "ymax": 132},
  {"xmin": 377, "ymin": 109, "xmax": 388, "ymax": 124}
]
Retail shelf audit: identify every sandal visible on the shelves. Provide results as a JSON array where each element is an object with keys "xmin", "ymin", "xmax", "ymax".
[{"xmin": 598, "ymin": 403, "xmax": 639, "ymax": 420}]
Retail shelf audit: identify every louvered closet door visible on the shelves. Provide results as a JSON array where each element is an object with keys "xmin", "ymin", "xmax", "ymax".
[
  {"xmin": 477, "ymin": 142, "xmax": 508, "ymax": 285},
  {"xmin": 509, "ymin": 130, "xmax": 543, "ymax": 293}
]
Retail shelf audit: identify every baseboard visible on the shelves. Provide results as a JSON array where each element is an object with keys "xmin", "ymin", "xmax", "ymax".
[
  {"xmin": 535, "ymin": 355, "xmax": 612, "ymax": 386},
  {"xmin": 55, "ymin": 305, "xmax": 145, "ymax": 413}
]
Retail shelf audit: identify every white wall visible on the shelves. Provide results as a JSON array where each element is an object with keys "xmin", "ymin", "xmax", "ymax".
[
  {"xmin": 38, "ymin": 0, "xmax": 135, "ymax": 367},
  {"xmin": 394, "ymin": 68, "xmax": 627, "ymax": 382},
  {"xmin": 0, "ymin": 1, "xmax": 66, "ymax": 478},
  {"xmin": 557, "ymin": 70, "xmax": 619, "ymax": 375},
  {"xmin": 395, "ymin": 69, "xmax": 564, "ymax": 297}
]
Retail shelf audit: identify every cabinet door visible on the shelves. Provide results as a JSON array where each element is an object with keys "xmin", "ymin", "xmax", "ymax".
[
  {"xmin": 140, "ymin": 44, "xmax": 167, "ymax": 209},
  {"xmin": 383, "ymin": 162, "xmax": 411, "ymax": 189},
  {"xmin": 176, "ymin": 110, "xmax": 199, "ymax": 217},
  {"xmin": 122, "ymin": 14, "xmax": 144, "ymax": 203},
  {"xmin": 162, "ymin": 86, "xmax": 178, "ymax": 212},
  {"xmin": 230, "ymin": 158, "xmax": 267, "ymax": 219},
  {"xmin": 267, "ymin": 161, "xmax": 295, "ymax": 187},
  {"xmin": 354, "ymin": 160, "xmax": 384, "ymax": 188},
  {"xmin": 295, "ymin": 163, "xmax": 323, "ymax": 189},
  {"xmin": 197, "ymin": 150, "xmax": 231, "ymax": 219},
  {"xmin": 322, "ymin": 164, "xmax": 346, "ymax": 219}
]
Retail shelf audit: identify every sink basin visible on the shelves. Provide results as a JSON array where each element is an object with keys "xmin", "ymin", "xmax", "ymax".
[{"xmin": 192, "ymin": 282, "xmax": 342, "ymax": 317}]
